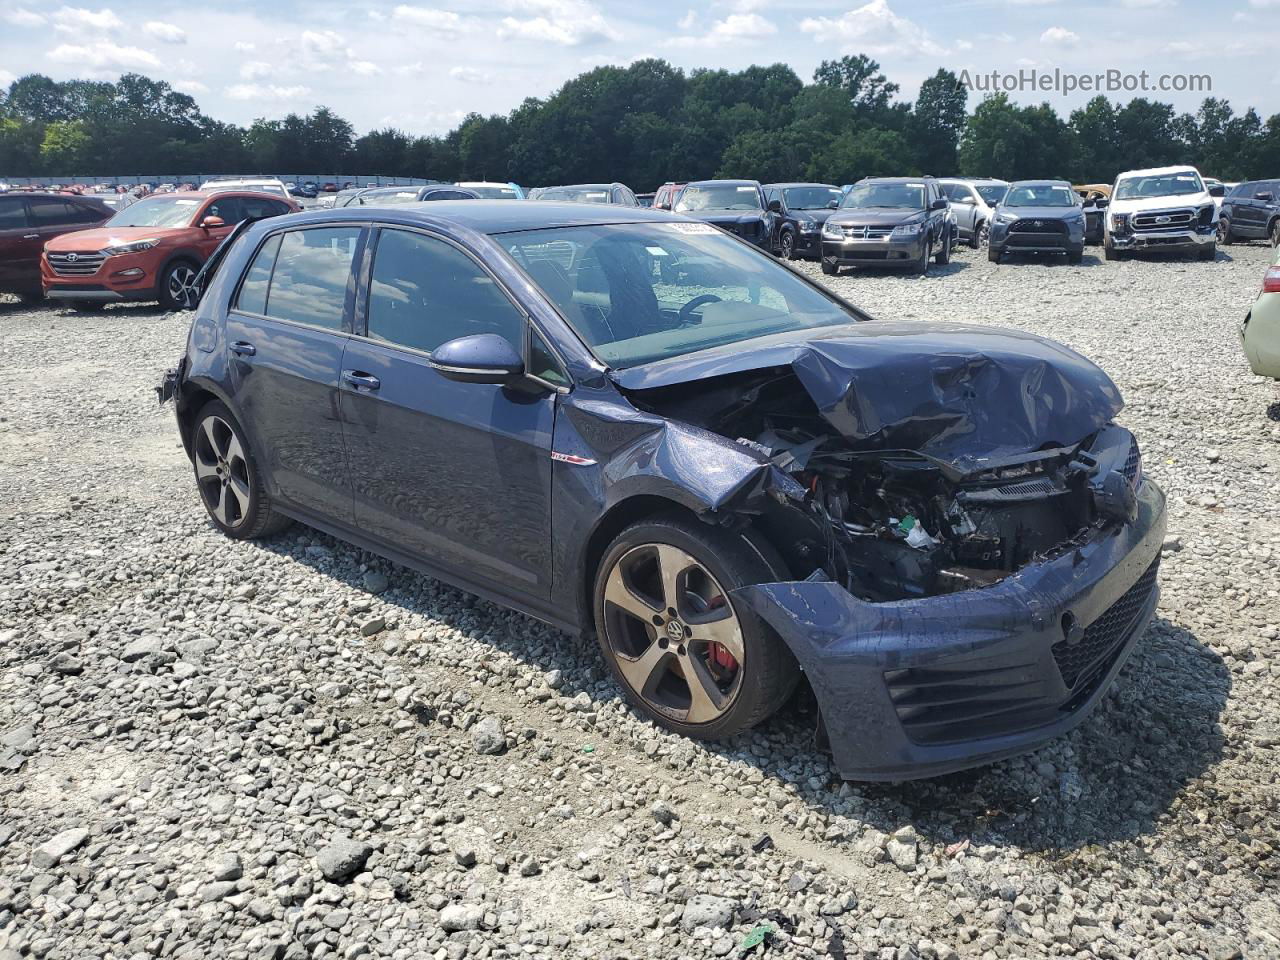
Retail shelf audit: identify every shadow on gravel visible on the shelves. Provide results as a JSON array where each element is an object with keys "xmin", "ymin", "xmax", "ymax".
[
  {"xmin": 261, "ymin": 527, "xmax": 1228, "ymax": 857},
  {"xmin": 836, "ymin": 261, "xmax": 971, "ymax": 279}
]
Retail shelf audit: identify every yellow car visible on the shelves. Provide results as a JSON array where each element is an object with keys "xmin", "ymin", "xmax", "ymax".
[{"xmin": 1241, "ymin": 244, "xmax": 1280, "ymax": 379}]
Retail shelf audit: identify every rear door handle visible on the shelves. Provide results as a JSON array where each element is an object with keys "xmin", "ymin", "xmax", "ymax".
[
  {"xmin": 229, "ymin": 341, "xmax": 256, "ymax": 356},
  {"xmin": 341, "ymin": 370, "xmax": 380, "ymax": 391}
]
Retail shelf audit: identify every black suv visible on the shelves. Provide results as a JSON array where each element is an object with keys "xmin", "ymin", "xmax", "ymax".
[
  {"xmin": 820, "ymin": 177, "xmax": 951, "ymax": 275},
  {"xmin": 673, "ymin": 180, "xmax": 775, "ymax": 251},
  {"xmin": 1219, "ymin": 180, "xmax": 1280, "ymax": 246},
  {"xmin": 763, "ymin": 183, "xmax": 843, "ymax": 260}
]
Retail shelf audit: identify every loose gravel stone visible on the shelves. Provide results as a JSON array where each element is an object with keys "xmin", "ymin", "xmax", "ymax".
[
  {"xmin": 30, "ymin": 828, "xmax": 88, "ymax": 868},
  {"xmin": 2, "ymin": 246, "xmax": 1278, "ymax": 958},
  {"xmin": 470, "ymin": 715, "xmax": 506, "ymax": 754}
]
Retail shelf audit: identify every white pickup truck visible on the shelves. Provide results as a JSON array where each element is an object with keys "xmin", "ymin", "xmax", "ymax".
[{"xmin": 1103, "ymin": 165, "xmax": 1217, "ymax": 261}]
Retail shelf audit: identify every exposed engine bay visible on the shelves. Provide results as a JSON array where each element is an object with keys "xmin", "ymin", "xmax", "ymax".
[{"xmin": 623, "ymin": 367, "xmax": 1141, "ymax": 602}]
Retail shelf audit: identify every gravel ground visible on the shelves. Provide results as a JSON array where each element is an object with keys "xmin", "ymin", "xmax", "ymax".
[{"xmin": 1, "ymin": 239, "xmax": 1278, "ymax": 960}]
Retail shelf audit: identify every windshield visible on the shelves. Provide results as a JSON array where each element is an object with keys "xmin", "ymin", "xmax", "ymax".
[
  {"xmin": 675, "ymin": 184, "xmax": 762, "ymax": 212},
  {"xmin": 466, "ymin": 185, "xmax": 519, "ymax": 199},
  {"xmin": 975, "ymin": 183, "xmax": 1008, "ymax": 205},
  {"xmin": 783, "ymin": 186, "xmax": 841, "ymax": 210},
  {"xmin": 106, "ymin": 195, "xmax": 202, "ymax": 228},
  {"xmin": 539, "ymin": 187, "xmax": 612, "ymax": 203},
  {"xmin": 840, "ymin": 182, "xmax": 925, "ymax": 210},
  {"xmin": 1114, "ymin": 171, "xmax": 1204, "ymax": 200},
  {"xmin": 502, "ymin": 222, "xmax": 856, "ymax": 368},
  {"xmin": 1004, "ymin": 184, "xmax": 1077, "ymax": 207}
]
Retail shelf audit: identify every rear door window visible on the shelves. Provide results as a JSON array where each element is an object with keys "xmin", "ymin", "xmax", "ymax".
[
  {"xmin": 27, "ymin": 198, "xmax": 85, "ymax": 227},
  {"xmin": 264, "ymin": 227, "xmax": 362, "ymax": 331}
]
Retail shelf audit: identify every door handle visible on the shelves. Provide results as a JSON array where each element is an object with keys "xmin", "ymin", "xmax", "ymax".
[
  {"xmin": 23, "ymin": 234, "xmax": 39, "ymax": 240},
  {"xmin": 342, "ymin": 370, "xmax": 380, "ymax": 391},
  {"xmin": 229, "ymin": 341, "xmax": 256, "ymax": 356}
]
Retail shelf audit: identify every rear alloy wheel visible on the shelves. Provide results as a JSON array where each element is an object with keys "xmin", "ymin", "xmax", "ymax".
[
  {"xmin": 594, "ymin": 517, "xmax": 797, "ymax": 739},
  {"xmin": 160, "ymin": 260, "xmax": 200, "ymax": 311},
  {"xmin": 779, "ymin": 230, "xmax": 796, "ymax": 260},
  {"xmin": 191, "ymin": 401, "xmax": 291, "ymax": 540}
]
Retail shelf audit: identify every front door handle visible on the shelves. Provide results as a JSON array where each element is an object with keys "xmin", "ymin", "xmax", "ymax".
[
  {"xmin": 342, "ymin": 370, "xmax": 380, "ymax": 392},
  {"xmin": 23, "ymin": 234, "xmax": 39, "ymax": 240},
  {"xmin": 229, "ymin": 341, "xmax": 256, "ymax": 357}
]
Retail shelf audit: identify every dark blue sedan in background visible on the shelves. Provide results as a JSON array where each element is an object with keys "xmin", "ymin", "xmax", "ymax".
[{"xmin": 160, "ymin": 202, "xmax": 1165, "ymax": 780}]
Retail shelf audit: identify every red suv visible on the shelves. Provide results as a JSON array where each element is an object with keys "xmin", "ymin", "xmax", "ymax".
[
  {"xmin": 43, "ymin": 190, "xmax": 299, "ymax": 310},
  {"xmin": 1, "ymin": 192, "xmax": 113, "ymax": 304}
]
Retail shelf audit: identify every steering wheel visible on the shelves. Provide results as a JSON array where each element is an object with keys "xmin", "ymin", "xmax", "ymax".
[{"xmin": 679, "ymin": 294, "xmax": 722, "ymax": 326}]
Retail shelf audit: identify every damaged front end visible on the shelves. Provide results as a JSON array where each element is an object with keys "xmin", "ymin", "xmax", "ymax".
[{"xmin": 612, "ymin": 327, "xmax": 1166, "ymax": 779}]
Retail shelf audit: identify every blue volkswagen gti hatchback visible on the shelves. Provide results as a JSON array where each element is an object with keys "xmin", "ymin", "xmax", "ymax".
[{"xmin": 159, "ymin": 202, "xmax": 1166, "ymax": 780}]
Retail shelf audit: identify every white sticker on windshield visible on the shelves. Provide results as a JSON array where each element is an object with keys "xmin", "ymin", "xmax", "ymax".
[
  {"xmin": 906, "ymin": 183, "xmax": 925, "ymax": 188},
  {"xmin": 667, "ymin": 222, "xmax": 718, "ymax": 234},
  {"xmin": 645, "ymin": 246, "xmax": 669, "ymax": 256},
  {"xmin": 175, "ymin": 199, "xmax": 198, "ymax": 205},
  {"xmin": 737, "ymin": 186, "xmax": 756, "ymax": 192}
]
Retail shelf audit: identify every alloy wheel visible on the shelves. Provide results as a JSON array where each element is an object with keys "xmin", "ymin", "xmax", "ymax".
[
  {"xmin": 601, "ymin": 543, "xmax": 745, "ymax": 725},
  {"xmin": 780, "ymin": 232, "xmax": 795, "ymax": 259},
  {"xmin": 193, "ymin": 414, "xmax": 251, "ymax": 528},
  {"xmin": 978, "ymin": 221, "xmax": 990, "ymax": 247},
  {"xmin": 167, "ymin": 265, "xmax": 199, "ymax": 309}
]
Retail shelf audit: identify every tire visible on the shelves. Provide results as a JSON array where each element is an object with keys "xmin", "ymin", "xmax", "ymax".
[
  {"xmin": 977, "ymin": 220, "xmax": 990, "ymax": 249},
  {"xmin": 1198, "ymin": 243, "xmax": 1216, "ymax": 262},
  {"xmin": 935, "ymin": 227, "xmax": 951, "ymax": 265},
  {"xmin": 593, "ymin": 514, "xmax": 799, "ymax": 740},
  {"xmin": 987, "ymin": 243, "xmax": 1001, "ymax": 263},
  {"xmin": 969, "ymin": 221, "xmax": 983, "ymax": 249},
  {"xmin": 190, "ymin": 400, "xmax": 291, "ymax": 540},
  {"xmin": 821, "ymin": 257, "xmax": 839, "ymax": 276},
  {"xmin": 779, "ymin": 230, "xmax": 796, "ymax": 261},
  {"xmin": 1218, "ymin": 218, "xmax": 1234, "ymax": 245},
  {"xmin": 1270, "ymin": 220, "xmax": 1280, "ymax": 248},
  {"xmin": 1103, "ymin": 237, "xmax": 1121, "ymax": 261},
  {"xmin": 159, "ymin": 259, "xmax": 200, "ymax": 311},
  {"xmin": 915, "ymin": 236, "xmax": 931, "ymax": 275},
  {"xmin": 1067, "ymin": 250, "xmax": 1083, "ymax": 265}
]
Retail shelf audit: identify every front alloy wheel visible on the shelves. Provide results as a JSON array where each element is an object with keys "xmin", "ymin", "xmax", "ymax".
[
  {"xmin": 601, "ymin": 543, "xmax": 745, "ymax": 725},
  {"xmin": 779, "ymin": 230, "xmax": 796, "ymax": 260},
  {"xmin": 162, "ymin": 261, "xmax": 199, "ymax": 310}
]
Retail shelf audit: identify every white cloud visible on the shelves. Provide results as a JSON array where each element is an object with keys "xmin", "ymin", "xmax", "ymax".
[
  {"xmin": 392, "ymin": 5, "xmax": 465, "ymax": 34},
  {"xmin": 498, "ymin": 0, "xmax": 619, "ymax": 45},
  {"xmin": 300, "ymin": 29, "xmax": 347, "ymax": 57},
  {"xmin": 143, "ymin": 21, "xmax": 186, "ymax": 43},
  {"xmin": 800, "ymin": 0, "xmax": 944, "ymax": 58},
  {"xmin": 224, "ymin": 83, "xmax": 311, "ymax": 101},
  {"xmin": 47, "ymin": 40, "xmax": 160, "ymax": 69},
  {"xmin": 1039, "ymin": 26, "xmax": 1079, "ymax": 46},
  {"xmin": 240, "ymin": 61, "xmax": 275, "ymax": 79},
  {"xmin": 174, "ymin": 79, "xmax": 208, "ymax": 94},
  {"xmin": 1248, "ymin": 0, "xmax": 1280, "ymax": 6},
  {"xmin": 677, "ymin": 9, "xmax": 696, "ymax": 29},
  {"xmin": 1005, "ymin": 0, "xmax": 1058, "ymax": 5},
  {"xmin": 1119, "ymin": 0, "xmax": 1173, "ymax": 6},
  {"xmin": 233, "ymin": 41, "xmax": 256, "ymax": 52},
  {"xmin": 450, "ymin": 66, "xmax": 493, "ymax": 83},
  {"xmin": 0, "ymin": 69, "xmax": 15, "ymax": 89},
  {"xmin": 3, "ymin": 8, "xmax": 45, "ymax": 26},
  {"xmin": 51, "ymin": 6, "xmax": 123, "ymax": 32},
  {"xmin": 349, "ymin": 60, "xmax": 382, "ymax": 76},
  {"xmin": 394, "ymin": 62, "xmax": 427, "ymax": 76},
  {"xmin": 670, "ymin": 12, "xmax": 776, "ymax": 47}
]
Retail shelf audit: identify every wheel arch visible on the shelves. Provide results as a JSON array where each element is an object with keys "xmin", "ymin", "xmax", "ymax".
[{"xmin": 174, "ymin": 375, "xmax": 237, "ymax": 459}]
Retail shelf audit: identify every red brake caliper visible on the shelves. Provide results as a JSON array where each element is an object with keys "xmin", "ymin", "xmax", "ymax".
[{"xmin": 705, "ymin": 597, "xmax": 738, "ymax": 670}]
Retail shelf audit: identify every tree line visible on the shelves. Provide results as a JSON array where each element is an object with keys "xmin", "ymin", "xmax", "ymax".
[{"xmin": 2, "ymin": 58, "xmax": 1279, "ymax": 187}]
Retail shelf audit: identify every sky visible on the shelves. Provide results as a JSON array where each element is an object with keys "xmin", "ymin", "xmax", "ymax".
[{"xmin": 1, "ymin": 0, "xmax": 1277, "ymax": 136}]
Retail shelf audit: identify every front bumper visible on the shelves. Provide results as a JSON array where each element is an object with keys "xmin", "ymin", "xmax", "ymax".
[
  {"xmin": 1109, "ymin": 226, "xmax": 1215, "ymax": 250},
  {"xmin": 990, "ymin": 222, "xmax": 1085, "ymax": 255},
  {"xmin": 795, "ymin": 231, "xmax": 821, "ymax": 256},
  {"xmin": 821, "ymin": 235, "xmax": 924, "ymax": 267},
  {"xmin": 737, "ymin": 479, "xmax": 1166, "ymax": 781}
]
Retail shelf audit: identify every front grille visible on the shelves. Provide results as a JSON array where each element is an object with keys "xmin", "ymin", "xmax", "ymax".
[
  {"xmin": 1132, "ymin": 208, "xmax": 1195, "ymax": 233},
  {"xmin": 48, "ymin": 251, "xmax": 106, "ymax": 277},
  {"xmin": 1052, "ymin": 559, "xmax": 1159, "ymax": 688},
  {"xmin": 1121, "ymin": 439, "xmax": 1140, "ymax": 484},
  {"xmin": 841, "ymin": 225, "xmax": 893, "ymax": 240},
  {"xmin": 1010, "ymin": 219, "xmax": 1068, "ymax": 235}
]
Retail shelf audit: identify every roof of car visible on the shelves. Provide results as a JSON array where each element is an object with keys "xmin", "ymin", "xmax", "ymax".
[
  {"xmin": 856, "ymin": 177, "xmax": 934, "ymax": 184},
  {"xmin": 1006, "ymin": 179, "xmax": 1071, "ymax": 187},
  {"xmin": 3, "ymin": 191, "xmax": 110, "ymax": 202},
  {"xmin": 686, "ymin": 179, "xmax": 760, "ymax": 187},
  {"xmin": 1116, "ymin": 165, "xmax": 1200, "ymax": 178},
  {"xmin": 763, "ymin": 182, "xmax": 839, "ymax": 189},
  {"xmin": 272, "ymin": 200, "xmax": 683, "ymax": 234}
]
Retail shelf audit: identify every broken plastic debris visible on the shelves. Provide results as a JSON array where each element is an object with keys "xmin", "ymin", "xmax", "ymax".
[
  {"xmin": 738, "ymin": 923, "xmax": 776, "ymax": 953},
  {"xmin": 897, "ymin": 515, "xmax": 939, "ymax": 550}
]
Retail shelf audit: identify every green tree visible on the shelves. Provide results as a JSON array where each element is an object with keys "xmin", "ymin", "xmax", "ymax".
[{"xmin": 911, "ymin": 69, "xmax": 967, "ymax": 175}]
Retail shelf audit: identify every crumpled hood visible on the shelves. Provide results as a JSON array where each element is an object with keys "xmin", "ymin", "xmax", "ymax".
[
  {"xmin": 45, "ymin": 226, "xmax": 174, "ymax": 252},
  {"xmin": 611, "ymin": 322, "xmax": 1123, "ymax": 472},
  {"xmin": 1108, "ymin": 192, "xmax": 1210, "ymax": 215}
]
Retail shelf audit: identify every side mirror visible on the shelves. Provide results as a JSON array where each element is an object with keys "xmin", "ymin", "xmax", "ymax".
[
  {"xmin": 827, "ymin": 199, "xmax": 839, "ymax": 209},
  {"xmin": 1208, "ymin": 185, "xmax": 1225, "ymax": 198},
  {"xmin": 429, "ymin": 333, "xmax": 524, "ymax": 385},
  {"xmin": 1094, "ymin": 198, "xmax": 1110, "ymax": 209},
  {"xmin": 930, "ymin": 198, "xmax": 947, "ymax": 210},
  {"xmin": 1255, "ymin": 191, "xmax": 1273, "ymax": 202},
  {"xmin": 767, "ymin": 199, "xmax": 782, "ymax": 213},
  {"xmin": 200, "ymin": 216, "xmax": 225, "ymax": 229}
]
